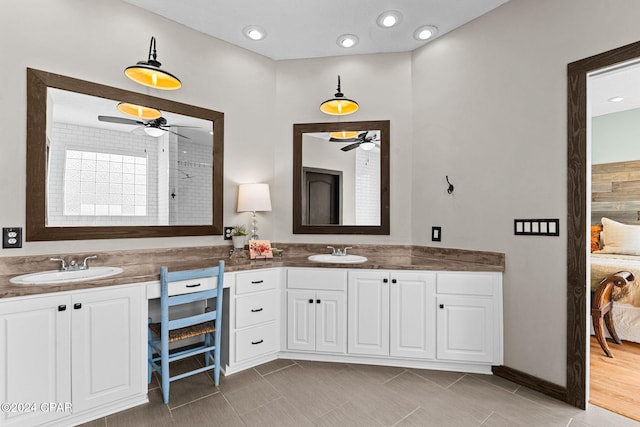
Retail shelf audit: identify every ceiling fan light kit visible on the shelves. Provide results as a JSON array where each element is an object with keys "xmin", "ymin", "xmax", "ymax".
[
  {"xmin": 116, "ymin": 102, "xmax": 162, "ymax": 120},
  {"xmin": 124, "ymin": 36, "xmax": 182, "ymax": 90},
  {"xmin": 329, "ymin": 131, "xmax": 360, "ymax": 139},
  {"xmin": 320, "ymin": 75, "xmax": 359, "ymax": 116}
]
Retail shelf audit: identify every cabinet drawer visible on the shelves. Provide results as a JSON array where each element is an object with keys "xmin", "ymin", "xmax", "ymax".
[
  {"xmin": 236, "ymin": 270, "xmax": 278, "ymax": 295},
  {"xmin": 437, "ymin": 272, "xmax": 496, "ymax": 296},
  {"xmin": 235, "ymin": 291, "xmax": 277, "ymax": 329},
  {"xmin": 146, "ymin": 276, "xmax": 218, "ymax": 299},
  {"xmin": 287, "ymin": 268, "xmax": 347, "ymax": 291},
  {"xmin": 235, "ymin": 323, "xmax": 278, "ymax": 362}
]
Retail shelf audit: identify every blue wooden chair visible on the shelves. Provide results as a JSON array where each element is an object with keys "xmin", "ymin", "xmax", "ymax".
[{"xmin": 148, "ymin": 262, "xmax": 224, "ymax": 404}]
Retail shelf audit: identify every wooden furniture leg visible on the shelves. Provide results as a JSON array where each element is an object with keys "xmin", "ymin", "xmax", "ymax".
[{"xmin": 591, "ymin": 271, "xmax": 634, "ymax": 358}]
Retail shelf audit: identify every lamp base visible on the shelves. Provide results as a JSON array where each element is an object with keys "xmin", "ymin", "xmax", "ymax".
[{"xmin": 249, "ymin": 211, "xmax": 259, "ymax": 240}]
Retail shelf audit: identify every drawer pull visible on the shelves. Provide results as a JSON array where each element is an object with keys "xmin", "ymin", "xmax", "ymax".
[
  {"xmin": 58, "ymin": 305, "xmax": 66, "ymax": 312},
  {"xmin": 251, "ymin": 339, "xmax": 264, "ymax": 345},
  {"xmin": 251, "ymin": 308, "xmax": 264, "ymax": 312},
  {"xmin": 439, "ymin": 304, "xmax": 444, "ymax": 309},
  {"xmin": 309, "ymin": 299, "xmax": 314, "ymax": 303},
  {"xmin": 74, "ymin": 303, "xmax": 82, "ymax": 310},
  {"xmin": 251, "ymin": 280, "xmax": 264, "ymax": 284},
  {"xmin": 186, "ymin": 283, "xmax": 201, "ymax": 288}
]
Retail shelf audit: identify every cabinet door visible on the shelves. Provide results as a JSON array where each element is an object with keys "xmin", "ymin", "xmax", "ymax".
[
  {"xmin": 315, "ymin": 291, "xmax": 346, "ymax": 354},
  {"xmin": 71, "ymin": 286, "xmax": 145, "ymax": 412},
  {"xmin": 436, "ymin": 295, "xmax": 494, "ymax": 363},
  {"xmin": 287, "ymin": 291, "xmax": 316, "ymax": 352},
  {"xmin": 0, "ymin": 295, "xmax": 71, "ymax": 427},
  {"xmin": 390, "ymin": 272, "xmax": 436, "ymax": 359},
  {"xmin": 348, "ymin": 271, "xmax": 389, "ymax": 356}
]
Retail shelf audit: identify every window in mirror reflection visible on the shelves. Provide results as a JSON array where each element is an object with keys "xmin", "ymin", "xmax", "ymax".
[
  {"xmin": 46, "ymin": 88, "xmax": 213, "ymax": 227},
  {"xmin": 302, "ymin": 130, "xmax": 380, "ymax": 226}
]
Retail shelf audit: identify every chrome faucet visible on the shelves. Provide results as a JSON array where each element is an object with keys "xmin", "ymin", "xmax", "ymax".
[
  {"xmin": 50, "ymin": 257, "xmax": 68, "ymax": 271},
  {"xmin": 68, "ymin": 259, "xmax": 79, "ymax": 270},
  {"xmin": 81, "ymin": 255, "xmax": 97, "ymax": 270},
  {"xmin": 326, "ymin": 246, "xmax": 353, "ymax": 256}
]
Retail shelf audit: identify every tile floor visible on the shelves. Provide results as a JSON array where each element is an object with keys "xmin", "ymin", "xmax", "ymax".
[{"xmin": 81, "ymin": 357, "xmax": 639, "ymax": 427}]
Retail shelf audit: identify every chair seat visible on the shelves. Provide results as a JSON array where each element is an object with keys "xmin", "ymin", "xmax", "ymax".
[{"xmin": 149, "ymin": 321, "xmax": 215, "ymax": 343}]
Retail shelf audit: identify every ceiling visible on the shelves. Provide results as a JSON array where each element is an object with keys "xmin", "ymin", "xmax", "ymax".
[
  {"xmin": 590, "ymin": 60, "xmax": 640, "ymax": 117},
  {"xmin": 121, "ymin": 0, "xmax": 510, "ymax": 60}
]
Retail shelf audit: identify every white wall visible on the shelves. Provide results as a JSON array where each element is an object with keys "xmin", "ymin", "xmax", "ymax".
[
  {"xmin": 411, "ymin": 0, "xmax": 640, "ymax": 385},
  {"xmin": 0, "ymin": 0, "xmax": 276, "ymax": 254},
  {"xmin": 592, "ymin": 108, "xmax": 640, "ymax": 164}
]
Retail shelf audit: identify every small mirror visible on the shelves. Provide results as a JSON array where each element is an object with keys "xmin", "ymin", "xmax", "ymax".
[
  {"xmin": 293, "ymin": 120, "xmax": 390, "ymax": 234},
  {"xmin": 26, "ymin": 68, "xmax": 224, "ymax": 241}
]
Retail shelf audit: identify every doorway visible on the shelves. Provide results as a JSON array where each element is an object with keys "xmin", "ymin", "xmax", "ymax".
[
  {"xmin": 567, "ymin": 40, "xmax": 640, "ymax": 409},
  {"xmin": 302, "ymin": 167, "xmax": 342, "ymax": 225}
]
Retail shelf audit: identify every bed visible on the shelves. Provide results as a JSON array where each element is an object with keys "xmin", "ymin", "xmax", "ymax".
[{"xmin": 590, "ymin": 218, "xmax": 640, "ymax": 355}]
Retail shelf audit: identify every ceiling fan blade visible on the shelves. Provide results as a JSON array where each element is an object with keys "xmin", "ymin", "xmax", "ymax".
[
  {"xmin": 162, "ymin": 124, "xmax": 200, "ymax": 128},
  {"xmin": 160, "ymin": 127, "xmax": 191, "ymax": 139},
  {"xmin": 341, "ymin": 142, "xmax": 361, "ymax": 152},
  {"xmin": 329, "ymin": 137, "xmax": 359, "ymax": 142},
  {"xmin": 98, "ymin": 115, "xmax": 144, "ymax": 125}
]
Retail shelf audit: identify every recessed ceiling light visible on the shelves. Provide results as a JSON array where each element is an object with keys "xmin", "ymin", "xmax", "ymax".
[
  {"xmin": 377, "ymin": 11, "xmax": 402, "ymax": 28},
  {"xmin": 414, "ymin": 25, "xmax": 438, "ymax": 41},
  {"xmin": 337, "ymin": 34, "xmax": 359, "ymax": 48},
  {"xmin": 243, "ymin": 25, "xmax": 266, "ymax": 41},
  {"xmin": 608, "ymin": 96, "xmax": 625, "ymax": 103}
]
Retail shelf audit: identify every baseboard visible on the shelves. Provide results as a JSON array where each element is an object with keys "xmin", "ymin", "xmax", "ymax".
[{"xmin": 492, "ymin": 365, "xmax": 568, "ymax": 404}]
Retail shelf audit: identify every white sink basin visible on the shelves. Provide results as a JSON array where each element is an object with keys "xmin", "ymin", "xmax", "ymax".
[
  {"xmin": 10, "ymin": 267, "xmax": 124, "ymax": 285},
  {"xmin": 308, "ymin": 254, "xmax": 368, "ymax": 264}
]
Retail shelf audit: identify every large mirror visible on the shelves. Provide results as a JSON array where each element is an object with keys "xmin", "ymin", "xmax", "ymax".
[
  {"xmin": 293, "ymin": 120, "xmax": 390, "ymax": 234},
  {"xmin": 26, "ymin": 68, "xmax": 224, "ymax": 241}
]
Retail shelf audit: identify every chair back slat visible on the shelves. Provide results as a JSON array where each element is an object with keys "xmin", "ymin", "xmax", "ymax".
[{"xmin": 168, "ymin": 311, "xmax": 216, "ymax": 330}]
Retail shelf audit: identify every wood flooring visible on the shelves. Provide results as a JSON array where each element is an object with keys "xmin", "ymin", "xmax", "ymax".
[{"xmin": 590, "ymin": 335, "xmax": 640, "ymax": 422}]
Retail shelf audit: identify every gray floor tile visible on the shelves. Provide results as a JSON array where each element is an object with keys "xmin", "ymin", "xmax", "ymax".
[
  {"xmin": 409, "ymin": 368, "xmax": 466, "ymax": 388},
  {"xmin": 347, "ymin": 362, "xmax": 407, "ymax": 384},
  {"xmin": 223, "ymin": 375, "xmax": 281, "ymax": 415},
  {"xmin": 240, "ymin": 396, "xmax": 314, "ymax": 427},
  {"xmin": 171, "ymin": 392, "xmax": 244, "ymax": 427},
  {"xmin": 468, "ymin": 372, "xmax": 521, "ymax": 392},
  {"xmin": 216, "ymin": 366, "xmax": 263, "ymax": 393},
  {"xmin": 314, "ymin": 401, "xmax": 386, "ymax": 427},
  {"xmin": 77, "ymin": 417, "xmax": 106, "ymax": 427},
  {"xmin": 166, "ymin": 372, "xmax": 218, "ymax": 410},
  {"xmin": 394, "ymin": 406, "xmax": 478, "ymax": 427},
  {"xmin": 347, "ymin": 384, "xmax": 419, "ymax": 426},
  {"xmin": 105, "ymin": 388, "xmax": 174, "ymax": 427},
  {"xmin": 253, "ymin": 358, "xmax": 297, "ymax": 375}
]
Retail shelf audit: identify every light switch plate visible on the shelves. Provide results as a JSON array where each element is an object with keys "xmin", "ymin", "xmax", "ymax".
[
  {"xmin": 432, "ymin": 226, "xmax": 442, "ymax": 242},
  {"xmin": 3, "ymin": 227, "xmax": 22, "ymax": 249}
]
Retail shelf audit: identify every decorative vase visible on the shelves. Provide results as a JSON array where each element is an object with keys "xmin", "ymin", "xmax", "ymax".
[{"xmin": 230, "ymin": 235, "xmax": 247, "ymax": 259}]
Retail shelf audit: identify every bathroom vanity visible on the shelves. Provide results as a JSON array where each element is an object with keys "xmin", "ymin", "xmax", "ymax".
[{"xmin": 0, "ymin": 244, "xmax": 503, "ymax": 426}]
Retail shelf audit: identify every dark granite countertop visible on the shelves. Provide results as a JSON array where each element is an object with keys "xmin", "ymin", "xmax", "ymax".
[{"xmin": 0, "ymin": 244, "xmax": 504, "ymax": 299}]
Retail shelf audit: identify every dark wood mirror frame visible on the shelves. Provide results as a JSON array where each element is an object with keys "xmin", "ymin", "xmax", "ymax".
[
  {"xmin": 26, "ymin": 68, "xmax": 224, "ymax": 241},
  {"xmin": 293, "ymin": 120, "xmax": 390, "ymax": 235}
]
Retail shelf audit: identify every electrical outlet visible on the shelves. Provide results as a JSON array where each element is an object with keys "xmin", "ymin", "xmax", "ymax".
[
  {"xmin": 3, "ymin": 227, "xmax": 22, "ymax": 249},
  {"xmin": 223, "ymin": 226, "xmax": 234, "ymax": 240},
  {"xmin": 432, "ymin": 226, "xmax": 442, "ymax": 242}
]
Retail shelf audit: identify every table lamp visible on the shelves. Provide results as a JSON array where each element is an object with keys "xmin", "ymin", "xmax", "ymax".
[{"xmin": 237, "ymin": 183, "xmax": 272, "ymax": 240}]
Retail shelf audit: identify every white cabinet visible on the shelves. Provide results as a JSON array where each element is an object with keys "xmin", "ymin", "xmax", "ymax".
[
  {"xmin": 347, "ymin": 270, "xmax": 436, "ymax": 359},
  {"xmin": 286, "ymin": 268, "xmax": 347, "ymax": 354},
  {"xmin": 287, "ymin": 290, "xmax": 346, "ymax": 353},
  {"xmin": 223, "ymin": 269, "xmax": 280, "ymax": 372},
  {"xmin": 71, "ymin": 286, "xmax": 145, "ymax": 412},
  {"xmin": 436, "ymin": 272, "xmax": 502, "ymax": 365},
  {"xmin": 0, "ymin": 284, "xmax": 146, "ymax": 427},
  {"xmin": 347, "ymin": 271, "xmax": 389, "ymax": 356},
  {"xmin": 390, "ymin": 272, "xmax": 436, "ymax": 359}
]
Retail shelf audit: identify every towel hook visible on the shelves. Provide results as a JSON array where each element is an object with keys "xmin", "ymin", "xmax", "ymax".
[{"xmin": 446, "ymin": 176, "xmax": 454, "ymax": 194}]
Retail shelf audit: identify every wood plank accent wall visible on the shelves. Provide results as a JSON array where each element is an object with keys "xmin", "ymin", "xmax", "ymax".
[{"xmin": 592, "ymin": 160, "xmax": 640, "ymax": 225}]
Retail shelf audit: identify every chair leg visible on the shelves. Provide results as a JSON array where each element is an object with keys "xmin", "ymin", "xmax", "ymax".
[
  {"xmin": 205, "ymin": 333, "xmax": 211, "ymax": 367},
  {"xmin": 592, "ymin": 311, "xmax": 613, "ymax": 358},
  {"xmin": 213, "ymin": 329, "xmax": 221, "ymax": 385},
  {"xmin": 161, "ymin": 334, "xmax": 170, "ymax": 404},
  {"xmin": 604, "ymin": 311, "xmax": 622, "ymax": 345}
]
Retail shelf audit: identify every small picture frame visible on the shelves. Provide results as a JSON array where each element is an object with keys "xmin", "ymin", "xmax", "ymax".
[{"xmin": 249, "ymin": 240, "xmax": 273, "ymax": 259}]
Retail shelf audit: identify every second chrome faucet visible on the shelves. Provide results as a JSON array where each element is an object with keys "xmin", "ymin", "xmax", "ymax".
[{"xmin": 326, "ymin": 246, "xmax": 353, "ymax": 256}]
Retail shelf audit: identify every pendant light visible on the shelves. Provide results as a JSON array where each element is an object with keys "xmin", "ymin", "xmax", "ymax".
[
  {"xmin": 320, "ymin": 75, "xmax": 359, "ymax": 116},
  {"xmin": 124, "ymin": 37, "xmax": 182, "ymax": 90},
  {"xmin": 116, "ymin": 102, "xmax": 162, "ymax": 120},
  {"xmin": 329, "ymin": 130, "xmax": 359, "ymax": 139}
]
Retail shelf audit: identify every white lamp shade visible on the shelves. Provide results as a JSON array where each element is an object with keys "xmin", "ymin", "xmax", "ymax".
[{"xmin": 237, "ymin": 183, "xmax": 272, "ymax": 212}]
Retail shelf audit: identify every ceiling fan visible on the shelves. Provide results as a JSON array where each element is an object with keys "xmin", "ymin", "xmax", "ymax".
[
  {"xmin": 330, "ymin": 131, "xmax": 379, "ymax": 152},
  {"xmin": 97, "ymin": 115, "xmax": 195, "ymax": 139}
]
